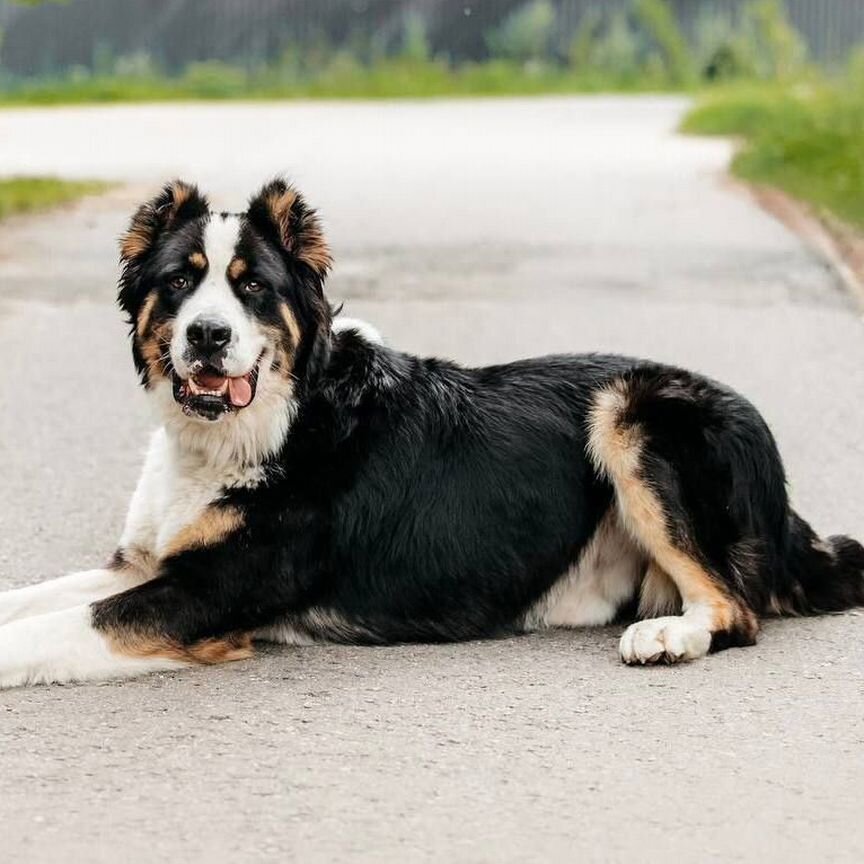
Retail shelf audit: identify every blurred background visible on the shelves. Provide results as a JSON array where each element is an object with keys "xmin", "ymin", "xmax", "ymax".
[
  {"xmin": 1, "ymin": 3, "xmax": 863, "ymax": 864},
  {"xmin": 3, "ymin": 1, "xmax": 864, "ymax": 227},
  {"xmin": 2, "ymin": 0, "xmax": 864, "ymax": 91}
]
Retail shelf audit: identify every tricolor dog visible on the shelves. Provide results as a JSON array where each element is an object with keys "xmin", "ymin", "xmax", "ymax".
[{"xmin": 0, "ymin": 179, "xmax": 861, "ymax": 688}]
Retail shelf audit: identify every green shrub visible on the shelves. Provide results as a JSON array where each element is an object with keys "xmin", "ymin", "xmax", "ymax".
[
  {"xmin": 845, "ymin": 45, "xmax": 864, "ymax": 89},
  {"xmin": 741, "ymin": 0, "xmax": 807, "ymax": 79},
  {"xmin": 694, "ymin": 9, "xmax": 758, "ymax": 81},
  {"xmin": 633, "ymin": 0, "xmax": 694, "ymax": 86},
  {"xmin": 401, "ymin": 12, "xmax": 431, "ymax": 63},
  {"xmin": 485, "ymin": 1, "xmax": 556, "ymax": 64},
  {"xmin": 181, "ymin": 61, "xmax": 248, "ymax": 97},
  {"xmin": 113, "ymin": 51, "xmax": 156, "ymax": 78},
  {"xmin": 589, "ymin": 11, "xmax": 643, "ymax": 85},
  {"xmin": 684, "ymin": 79, "xmax": 864, "ymax": 228},
  {"xmin": 567, "ymin": 9, "xmax": 602, "ymax": 72}
]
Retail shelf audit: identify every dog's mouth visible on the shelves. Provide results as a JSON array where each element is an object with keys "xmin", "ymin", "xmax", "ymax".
[{"xmin": 172, "ymin": 357, "xmax": 262, "ymax": 421}]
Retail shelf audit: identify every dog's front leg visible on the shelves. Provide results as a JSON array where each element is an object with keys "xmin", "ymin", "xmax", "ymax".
[
  {"xmin": 0, "ymin": 603, "xmax": 189, "ymax": 688},
  {"xmin": 0, "ymin": 555, "xmax": 152, "ymax": 627},
  {"xmin": 0, "ymin": 537, "xmax": 290, "ymax": 688}
]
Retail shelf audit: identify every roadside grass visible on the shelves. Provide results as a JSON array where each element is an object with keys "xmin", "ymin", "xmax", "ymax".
[
  {"xmin": 0, "ymin": 177, "xmax": 111, "ymax": 220},
  {"xmin": 0, "ymin": 60, "xmax": 682, "ymax": 106},
  {"xmin": 682, "ymin": 78, "xmax": 864, "ymax": 228},
  {"xmin": 0, "ymin": 0, "xmax": 815, "ymax": 106}
]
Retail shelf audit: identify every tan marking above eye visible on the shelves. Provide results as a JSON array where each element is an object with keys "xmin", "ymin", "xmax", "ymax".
[
  {"xmin": 228, "ymin": 258, "xmax": 247, "ymax": 280},
  {"xmin": 189, "ymin": 252, "xmax": 207, "ymax": 269}
]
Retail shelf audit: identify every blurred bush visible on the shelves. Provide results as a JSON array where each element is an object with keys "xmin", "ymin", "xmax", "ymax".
[
  {"xmin": 585, "ymin": 11, "xmax": 643, "ymax": 86},
  {"xmin": 485, "ymin": 1, "xmax": 556, "ymax": 65},
  {"xmin": 633, "ymin": 0, "xmax": 694, "ymax": 87},
  {"xmin": 0, "ymin": 0, "xmax": 841, "ymax": 103},
  {"xmin": 684, "ymin": 55, "xmax": 864, "ymax": 229},
  {"xmin": 744, "ymin": 0, "xmax": 808, "ymax": 79}
]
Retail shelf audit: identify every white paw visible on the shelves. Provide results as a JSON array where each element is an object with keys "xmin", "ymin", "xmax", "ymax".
[{"xmin": 619, "ymin": 616, "xmax": 712, "ymax": 665}]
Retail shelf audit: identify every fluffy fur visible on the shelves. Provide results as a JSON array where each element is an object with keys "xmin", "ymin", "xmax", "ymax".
[{"xmin": 0, "ymin": 178, "xmax": 861, "ymax": 688}]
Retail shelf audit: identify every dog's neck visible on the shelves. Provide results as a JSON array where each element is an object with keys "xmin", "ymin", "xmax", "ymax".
[{"xmin": 149, "ymin": 378, "xmax": 297, "ymax": 486}]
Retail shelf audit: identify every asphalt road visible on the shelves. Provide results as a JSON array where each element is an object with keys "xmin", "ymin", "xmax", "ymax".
[{"xmin": 1, "ymin": 97, "xmax": 862, "ymax": 863}]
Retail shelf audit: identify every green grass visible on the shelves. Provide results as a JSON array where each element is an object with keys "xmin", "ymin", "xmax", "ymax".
[
  {"xmin": 0, "ymin": 177, "xmax": 110, "ymax": 220},
  {"xmin": 683, "ymin": 79, "xmax": 864, "ymax": 228},
  {"xmin": 0, "ymin": 59, "xmax": 682, "ymax": 107}
]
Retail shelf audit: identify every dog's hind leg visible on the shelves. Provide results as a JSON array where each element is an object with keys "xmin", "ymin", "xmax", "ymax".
[{"xmin": 588, "ymin": 374, "xmax": 761, "ymax": 664}]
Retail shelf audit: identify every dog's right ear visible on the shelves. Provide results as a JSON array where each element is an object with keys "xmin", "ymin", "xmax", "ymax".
[{"xmin": 119, "ymin": 180, "xmax": 209, "ymax": 264}]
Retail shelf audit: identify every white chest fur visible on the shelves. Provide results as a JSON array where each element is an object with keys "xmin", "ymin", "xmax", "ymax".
[{"xmin": 120, "ymin": 428, "xmax": 261, "ymax": 561}]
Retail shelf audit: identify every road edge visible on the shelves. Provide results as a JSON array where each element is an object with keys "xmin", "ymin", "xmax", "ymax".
[{"xmin": 736, "ymin": 179, "xmax": 864, "ymax": 315}]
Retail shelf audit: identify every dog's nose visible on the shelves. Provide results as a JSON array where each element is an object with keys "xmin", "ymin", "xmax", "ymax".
[{"xmin": 186, "ymin": 317, "xmax": 232, "ymax": 355}]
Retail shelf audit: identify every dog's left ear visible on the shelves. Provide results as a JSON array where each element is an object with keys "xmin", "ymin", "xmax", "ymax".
[
  {"xmin": 119, "ymin": 180, "xmax": 209, "ymax": 264},
  {"xmin": 247, "ymin": 178, "xmax": 332, "ymax": 284}
]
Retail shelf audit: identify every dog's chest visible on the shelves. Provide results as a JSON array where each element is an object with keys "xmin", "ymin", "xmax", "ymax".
[{"xmin": 120, "ymin": 428, "xmax": 260, "ymax": 560}]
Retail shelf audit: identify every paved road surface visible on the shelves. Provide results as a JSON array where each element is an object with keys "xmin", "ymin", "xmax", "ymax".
[{"xmin": 1, "ymin": 98, "xmax": 862, "ymax": 863}]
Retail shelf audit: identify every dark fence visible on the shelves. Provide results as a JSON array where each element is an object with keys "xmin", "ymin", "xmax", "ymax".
[{"xmin": 1, "ymin": 0, "xmax": 862, "ymax": 78}]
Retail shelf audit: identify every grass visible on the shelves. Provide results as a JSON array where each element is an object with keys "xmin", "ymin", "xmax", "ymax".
[
  {"xmin": 0, "ymin": 59, "xmax": 682, "ymax": 107},
  {"xmin": 0, "ymin": 0, "xmax": 812, "ymax": 107},
  {"xmin": 0, "ymin": 177, "xmax": 111, "ymax": 220},
  {"xmin": 682, "ymin": 78, "xmax": 864, "ymax": 228}
]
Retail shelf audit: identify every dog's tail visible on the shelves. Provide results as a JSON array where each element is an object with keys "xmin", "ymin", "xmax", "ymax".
[{"xmin": 774, "ymin": 510, "xmax": 864, "ymax": 614}]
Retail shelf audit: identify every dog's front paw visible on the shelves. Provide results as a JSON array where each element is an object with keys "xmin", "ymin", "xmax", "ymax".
[{"xmin": 619, "ymin": 616, "xmax": 711, "ymax": 665}]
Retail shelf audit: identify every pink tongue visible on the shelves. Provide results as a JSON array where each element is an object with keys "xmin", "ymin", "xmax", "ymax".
[{"xmin": 227, "ymin": 376, "xmax": 253, "ymax": 408}]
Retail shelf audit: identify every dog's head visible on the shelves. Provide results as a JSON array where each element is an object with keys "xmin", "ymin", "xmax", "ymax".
[{"xmin": 118, "ymin": 179, "xmax": 332, "ymax": 433}]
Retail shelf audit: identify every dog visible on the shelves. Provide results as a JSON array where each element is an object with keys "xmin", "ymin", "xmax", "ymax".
[{"xmin": 0, "ymin": 178, "xmax": 861, "ymax": 688}]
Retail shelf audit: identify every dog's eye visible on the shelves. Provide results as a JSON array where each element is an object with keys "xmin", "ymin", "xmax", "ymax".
[
  {"xmin": 242, "ymin": 280, "xmax": 264, "ymax": 295},
  {"xmin": 168, "ymin": 275, "xmax": 189, "ymax": 291}
]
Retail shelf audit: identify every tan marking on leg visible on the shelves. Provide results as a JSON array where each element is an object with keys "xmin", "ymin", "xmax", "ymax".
[
  {"xmin": 162, "ymin": 505, "xmax": 244, "ymax": 559},
  {"xmin": 228, "ymin": 257, "xmax": 247, "ymax": 281},
  {"xmin": 588, "ymin": 382, "xmax": 758, "ymax": 648},
  {"xmin": 107, "ymin": 629, "xmax": 253, "ymax": 666},
  {"xmin": 189, "ymin": 251, "xmax": 207, "ymax": 270},
  {"xmin": 638, "ymin": 561, "xmax": 681, "ymax": 618},
  {"xmin": 108, "ymin": 546, "xmax": 157, "ymax": 574}
]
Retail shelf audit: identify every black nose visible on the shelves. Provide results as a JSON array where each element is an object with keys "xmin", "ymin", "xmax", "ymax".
[{"xmin": 186, "ymin": 317, "xmax": 232, "ymax": 356}]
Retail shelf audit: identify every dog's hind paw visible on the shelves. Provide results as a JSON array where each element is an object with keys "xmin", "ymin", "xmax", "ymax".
[{"xmin": 619, "ymin": 616, "xmax": 711, "ymax": 665}]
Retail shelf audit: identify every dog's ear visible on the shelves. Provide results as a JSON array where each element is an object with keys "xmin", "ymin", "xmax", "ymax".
[
  {"xmin": 119, "ymin": 180, "xmax": 209, "ymax": 263},
  {"xmin": 247, "ymin": 178, "xmax": 332, "ymax": 283}
]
